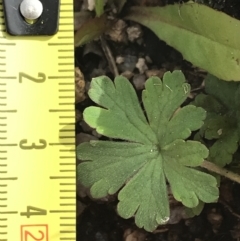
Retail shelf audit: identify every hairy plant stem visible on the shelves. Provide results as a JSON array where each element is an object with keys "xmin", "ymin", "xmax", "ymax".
[{"xmin": 201, "ymin": 160, "xmax": 240, "ymax": 184}]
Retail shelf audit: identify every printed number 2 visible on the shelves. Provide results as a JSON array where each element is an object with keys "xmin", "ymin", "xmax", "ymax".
[
  {"xmin": 19, "ymin": 72, "xmax": 46, "ymax": 83},
  {"xmin": 24, "ymin": 230, "xmax": 45, "ymax": 241},
  {"xmin": 20, "ymin": 206, "xmax": 47, "ymax": 218}
]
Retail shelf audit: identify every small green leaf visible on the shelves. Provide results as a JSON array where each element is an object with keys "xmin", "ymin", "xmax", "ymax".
[
  {"xmin": 95, "ymin": 0, "xmax": 105, "ymax": 17},
  {"xmin": 193, "ymin": 74, "xmax": 240, "ymax": 167},
  {"xmin": 77, "ymin": 71, "xmax": 219, "ymax": 231},
  {"xmin": 209, "ymin": 130, "xmax": 239, "ymax": 166},
  {"xmin": 124, "ymin": 3, "xmax": 240, "ymax": 81},
  {"xmin": 204, "ymin": 75, "xmax": 239, "ymax": 109},
  {"xmin": 74, "ymin": 14, "xmax": 109, "ymax": 47}
]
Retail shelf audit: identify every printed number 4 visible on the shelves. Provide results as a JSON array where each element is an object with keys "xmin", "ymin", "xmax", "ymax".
[{"xmin": 20, "ymin": 206, "xmax": 47, "ymax": 218}]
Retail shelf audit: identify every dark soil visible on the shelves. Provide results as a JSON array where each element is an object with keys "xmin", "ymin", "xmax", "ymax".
[{"xmin": 75, "ymin": 1, "xmax": 240, "ymax": 240}]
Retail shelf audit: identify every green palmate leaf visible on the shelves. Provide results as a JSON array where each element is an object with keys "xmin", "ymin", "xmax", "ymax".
[
  {"xmin": 74, "ymin": 14, "xmax": 109, "ymax": 47},
  {"xmin": 77, "ymin": 71, "xmax": 219, "ymax": 232},
  {"xmin": 124, "ymin": 2, "xmax": 240, "ymax": 81},
  {"xmin": 84, "ymin": 76, "xmax": 157, "ymax": 144},
  {"xmin": 193, "ymin": 74, "xmax": 240, "ymax": 167}
]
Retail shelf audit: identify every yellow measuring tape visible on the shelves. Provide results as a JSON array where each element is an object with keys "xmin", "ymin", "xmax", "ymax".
[{"xmin": 0, "ymin": 1, "xmax": 75, "ymax": 240}]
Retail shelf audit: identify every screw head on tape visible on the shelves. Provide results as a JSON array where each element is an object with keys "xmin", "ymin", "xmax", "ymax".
[{"xmin": 2, "ymin": 0, "xmax": 60, "ymax": 36}]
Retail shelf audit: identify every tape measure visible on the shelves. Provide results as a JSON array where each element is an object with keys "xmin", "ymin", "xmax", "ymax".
[{"xmin": 0, "ymin": 0, "xmax": 75, "ymax": 240}]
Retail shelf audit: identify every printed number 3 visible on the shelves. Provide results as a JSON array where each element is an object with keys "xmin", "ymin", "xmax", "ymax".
[{"xmin": 19, "ymin": 139, "xmax": 47, "ymax": 150}]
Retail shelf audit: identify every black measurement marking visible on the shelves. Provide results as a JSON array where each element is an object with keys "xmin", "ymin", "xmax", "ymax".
[
  {"xmin": 59, "ymin": 103, "xmax": 73, "ymax": 106},
  {"xmin": 49, "ymin": 76, "xmax": 74, "ymax": 79},
  {"xmin": 59, "ymin": 150, "xmax": 75, "ymax": 153},
  {"xmin": 60, "ymin": 156, "xmax": 75, "ymax": 159},
  {"xmin": 0, "ymin": 225, "xmax": 7, "ymax": 227},
  {"xmin": 60, "ymin": 9, "xmax": 72, "ymax": 11},
  {"xmin": 0, "ymin": 164, "xmax": 7, "ymax": 167},
  {"xmin": 0, "ymin": 76, "xmax": 16, "ymax": 79},
  {"xmin": 60, "ymin": 197, "xmax": 75, "ymax": 199},
  {"xmin": 0, "ymin": 117, "xmax": 7, "ymax": 119},
  {"xmin": 59, "ymin": 116, "xmax": 75, "ymax": 119},
  {"xmin": 60, "ymin": 190, "xmax": 75, "ymax": 192},
  {"xmin": 60, "ymin": 224, "xmax": 75, "ymax": 226},
  {"xmin": 0, "ymin": 198, "xmax": 7, "ymax": 201},
  {"xmin": 58, "ymin": 82, "xmax": 74, "ymax": 85},
  {"xmin": 0, "ymin": 151, "xmax": 7, "ymax": 153},
  {"xmin": 60, "ymin": 203, "xmax": 75, "ymax": 206},
  {"xmin": 60, "ymin": 230, "xmax": 75, "ymax": 233},
  {"xmin": 0, "ymin": 82, "xmax": 6, "ymax": 85},
  {"xmin": 50, "ymin": 210, "xmax": 75, "ymax": 213},
  {"xmin": 60, "ymin": 170, "xmax": 75, "ymax": 172},
  {"xmin": 0, "ymin": 109, "xmax": 17, "ymax": 113},
  {"xmin": 0, "ymin": 205, "xmax": 7, "ymax": 207},
  {"xmin": 0, "ymin": 177, "xmax": 17, "ymax": 180},
  {"xmin": 58, "ymin": 30, "xmax": 72, "ymax": 33},
  {"xmin": 58, "ymin": 23, "xmax": 73, "ymax": 26},
  {"xmin": 60, "ymin": 163, "xmax": 75, "ymax": 165},
  {"xmin": 58, "ymin": 49, "xmax": 72, "ymax": 52},
  {"xmin": 59, "ymin": 89, "xmax": 73, "ymax": 92},
  {"xmin": 49, "ymin": 143, "xmax": 74, "ymax": 146},
  {"xmin": 50, "ymin": 176, "xmax": 75, "ymax": 179},
  {"xmin": 49, "ymin": 109, "xmax": 74, "ymax": 112},
  {"xmin": 58, "ymin": 56, "xmax": 72, "ymax": 59},
  {"xmin": 0, "ymin": 211, "xmax": 18, "ymax": 214},
  {"xmin": 59, "ymin": 123, "xmax": 74, "ymax": 126},
  {"xmin": 0, "ymin": 158, "xmax": 7, "ymax": 160},
  {"xmin": 0, "ymin": 184, "xmax": 7, "ymax": 187},
  {"xmin": 0, "ymin": 97, "xmax": 7, "ymax": 99},
  {"xmin": 60, "ymin": 238, "xmax": 75, "ymax": 240},
  {"xmin": 0, "ymin": 218, "xmax": 7, "ymax": 221},
  {"xmin": 0, "ymin": 171, "xmax": 7, "ymax": 174},
  {"xmin": 60, "ymin": 129, "xmax": 74, "ymax": 132},
  {"xmin": 48, "ymin": 43, "xmax": 72, "ymax": 46},
  {"xmin": 0, "ymin": 130, "xmax": 6, "ymax": 133},
  {"xmin": 0, "ymin": 90, "xmax": 6, "ymax": 92},
  {"xmin": 58, "ymin": 63, "xmax": 73, "ymax": 65},
  {"xmin": 0, "ymin": 43, "xmax": 15, "ymax": 46},
  {"xmin": 60, "ymin": 217, "xmax": 75, "ymax": 219},
  {"xmin": 58, "ymin": 96, "xmax": 74, "ymax": 99},
  {"xmin": 0, "ymin": 143, "xmax": 17, "ymax": 147},
  {"xmin": 59, "ymin": 69, "xmax": 73, "ymax": 72},
  {"xmin": 58, "ymin": 136, "xmax": 75, "ymax": 139},
  {"xmin": 60, "ymin": 183, "xmax": 75, "ymax": 185},
  {"xmin": 0, "ymin": 191, "xmax": 7, "ymax": 194}
]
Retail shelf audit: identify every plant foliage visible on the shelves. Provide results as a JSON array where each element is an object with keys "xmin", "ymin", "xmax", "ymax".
[
  {"xmin": 77, "ymin": 71, "xmax": 219, "ymax": 231},
  {"xmin": 124, "ymin": 2, "xmax": 240, "ymax": 81},
  {"xmin": 193, "ymin": 74, "xmax": 240, "ymax": 167}
]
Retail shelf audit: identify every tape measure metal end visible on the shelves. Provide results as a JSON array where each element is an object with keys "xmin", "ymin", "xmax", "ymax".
[{"xmin": 3, "ymin": 0, "xmax": 60, "ymax": 36}]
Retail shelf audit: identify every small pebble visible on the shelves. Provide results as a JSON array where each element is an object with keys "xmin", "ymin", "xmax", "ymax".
[
  {"xmin": 136, "ymin": 58, "xmax": 148, "ymax": 74},
  {"xmin": 127, "ymin": 24, "xmax": 142, "ymax": 42}
]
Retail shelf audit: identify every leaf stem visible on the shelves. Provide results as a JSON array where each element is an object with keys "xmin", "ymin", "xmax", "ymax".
[{"xmin": 201, "ymin": 160, "xmax": 240, "ymax": 184}]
